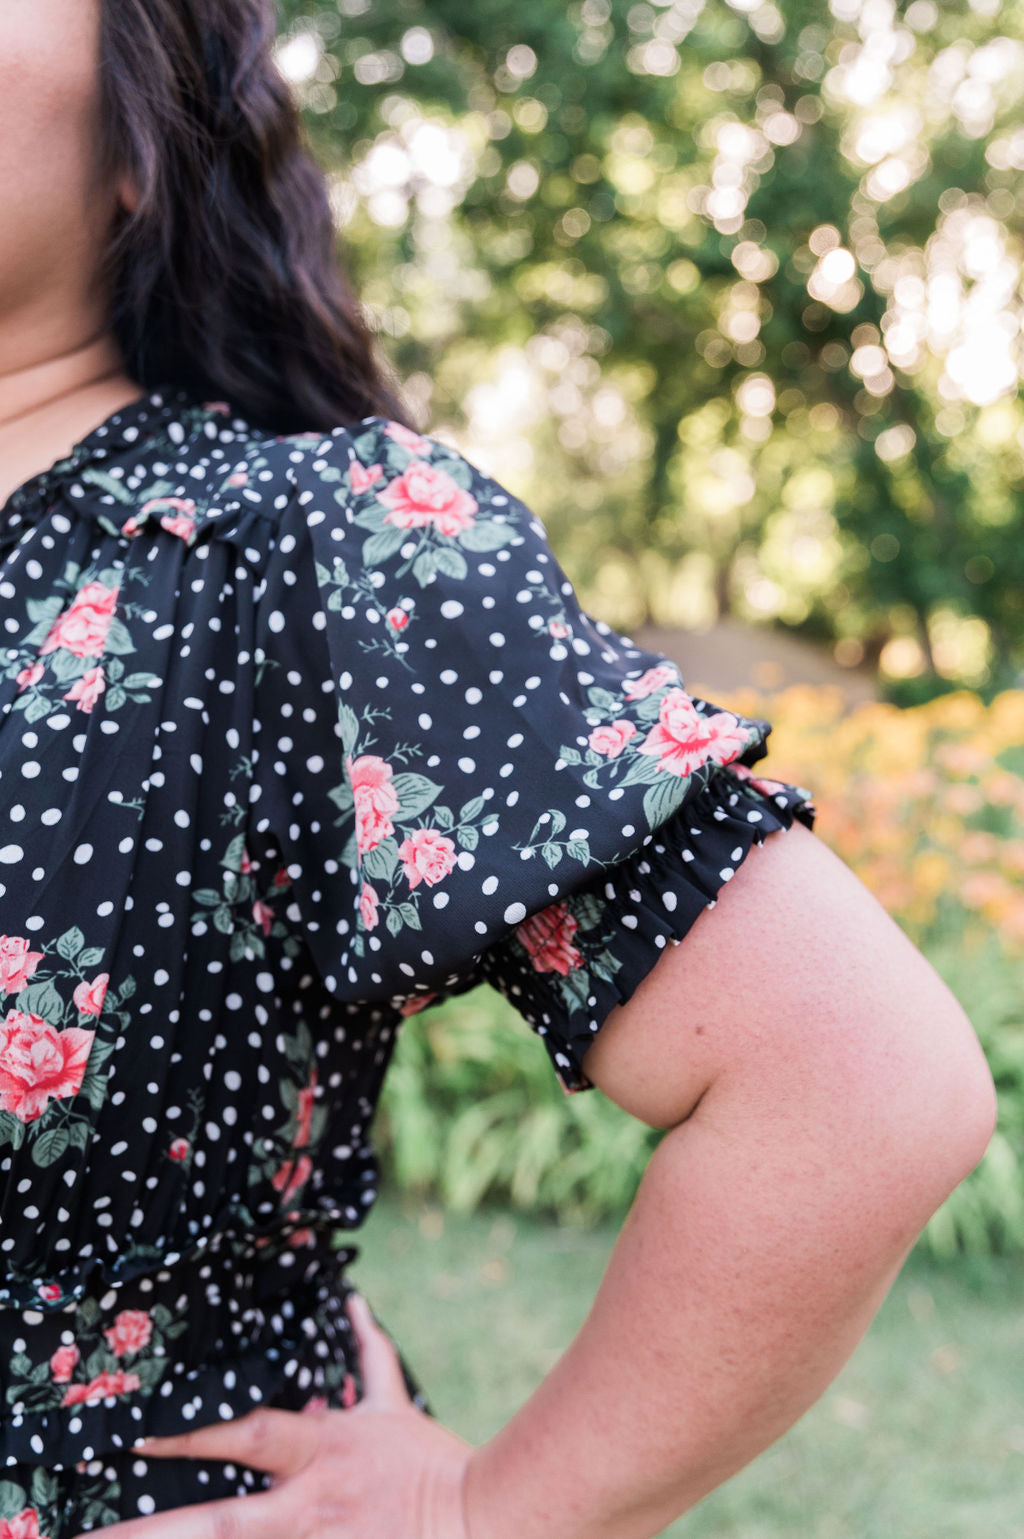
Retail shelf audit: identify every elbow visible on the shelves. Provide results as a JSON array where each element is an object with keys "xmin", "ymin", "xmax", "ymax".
[
  {"xmin": 888, "ymin": 997, "xmax": 998, "ymax": 1233},
  {"xmin": 942, "ymin": 1011, "xmax": 998, "ymax": 1183}
]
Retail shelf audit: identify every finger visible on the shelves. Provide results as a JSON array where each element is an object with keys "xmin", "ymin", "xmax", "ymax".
[
  {"xmin": 346, "ymin": 1291, "xmax": 411, "ymax": 1409},
  {"xmin": 131, "ymin": 1407, "xmax": 321, "ymax": 1478},
  {"xmin": 69, "ymin": 1481, "xmax": 292, "ymax": 1539}
]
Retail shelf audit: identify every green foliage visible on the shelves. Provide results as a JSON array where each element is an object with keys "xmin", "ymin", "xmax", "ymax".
[
  {"xmin": 373, "ymin": 987, "xmax": 661, "ymax": 1223},
  {"xmin": 277, "ymin": 0, "xmax": 1024, "ymax": 698},
  {"xmin": 921, "ymin": 924, "xmax": 1024, "ymax": 1259}
]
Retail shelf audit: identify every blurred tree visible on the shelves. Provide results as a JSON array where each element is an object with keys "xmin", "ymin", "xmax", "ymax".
[{"xmin": 275, "ymin": 0, "xmax": 1024, "ymax": 703}]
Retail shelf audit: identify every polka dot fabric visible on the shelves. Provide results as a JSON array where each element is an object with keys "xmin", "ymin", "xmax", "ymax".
[{"xmin": 0, "ymin": 387, "xmax": 815, "ymax": 1532}]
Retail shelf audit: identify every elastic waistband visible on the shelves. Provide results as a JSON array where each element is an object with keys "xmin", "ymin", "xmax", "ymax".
[{"xmin": 1, "ymin": 1223, "xmax": 361, "ymax": 1469}]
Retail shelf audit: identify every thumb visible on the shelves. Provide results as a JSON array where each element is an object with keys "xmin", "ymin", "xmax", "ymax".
[{"xmin": 346, "ymin": 1291, "xmax": 412, "ymax": 1409}]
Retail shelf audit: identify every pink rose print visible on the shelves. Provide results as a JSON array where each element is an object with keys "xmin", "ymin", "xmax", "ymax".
[
  {"xmin": 37, "ymin": 1283, "xmax": 61, "ymax": 1303},
  {"xmin": 252, "ymin": 899, "xmax": 275, "ymax": 936},
  {"xmin": 295, "ymin": 1072, "xmax": 318, "ymax": 1150},
  {"xmin": 273, "ymin": 867, "xmax": 291, "ymax": 888},
  {"xmin": 38, "ymin": 580, "xmax": 119, "ymax": 659},
  {"xmin": 120, "ymin": 515, "xmax": 142, "ymax": 537},
  {"xmin": 358, "ymin": 882, "xmax": 380, "ymax": 931},
  {"xmin": 141, "ymin": 495, "xmax": 197, "ymax": 520},
  {"xmin": 49, "ymin": 1343, "xmax": 80, "ymax": 1383},
  {"xmin": 378, "ymin": 462, "xmax": 479, "ymax": 538},
  {"xmin": 399, "ymin": 991, "xmax": 437, "ymax": 1017},
  {"xmin": 61, "ymin": 1369, "xmax": 142, "ymax": 1406},
  {"xmin": 169, "ymin": 1138, "xmax": 190, "ymax": 1162},
  {"xmin": 0, "ymin": 1508, "xmax": 47, "ymax": 1539},
  {"xmin": 700, "ymin": 710, "xmax": 750, "ymax": 769},
  {"xmin": 0, "ymin": 1012, "xmax": 95, "ymax": 1122},
  {"xmin": 227, "ymin": 469, "xmax": 249, "ymax": 488},
  {"xmin": 398, "ymin": 828, "xmax": 458, "ymax": 890},
  {"xmin": 240, "ymin": 847, "xmax": 253, "ymax": 873},
  {"xmin": 62, "ymin": 665, "xmax": 106, "ymax": 714},
  {"xmin": 623, "ymin": 663, "xmax": 679, "ymax": 701},
  {"xmin": 636, "ymin": 689, "xmax": 746, "ymax": 777},
  {"xmin": 72, "ymin": 973, "xmax": 109, "ymax": 1017},
  {"xmin": 104, "ymin": 1309, "xmax": 153, "ymax": 1357},
  {"xmin": 516, "ymin": 903, "xmax": 584, "ymax": 976},
  {"xmin": 302, "ymin": 1394, "xmax": 330, "ymax": 1415},
  {"xmin": 384, "ymin": 422, "xmax": 433, "ymax": 456},
  {"xmin": 728, "ymin": 762, "xmax": 790, "ymax": 796},
  {"xmin": 0, "ymin": 935, "xmax": 45, "ymax": 996},
  {"xmin": 342, "ymin": 1373, "xmax": 358, "ymax": 1408},
  {"xmin": 350, "ymin": 461, "xmax": 384, "ymax": 494},
  {"xmin": 273, "ymin": 1154, "xmax": 313, "ymax": 1208},
  {"xmin": 160, "ymin": 512, "xmax": 196, "ymax": 541},
  {"xmin": 385, "ymin": 606, "xmax": 409, "ymax": 630},
  {"xmin": 548, "ymin": 619, "xmax": 569, "ymax": 638},
  {"xmin": 346, "ymin": 753, "xmax": 400, "ymax": 856},
  {"xmin": 202, "ymin": 401, "xmax": 232, "ymax": 414},
  {"xmin": 15, "ymin": 661, "xmax": 44, "ymax": 692},
  {"xmin": 588, "ymin": 720, "xmax": 637, "ymax": 758}
]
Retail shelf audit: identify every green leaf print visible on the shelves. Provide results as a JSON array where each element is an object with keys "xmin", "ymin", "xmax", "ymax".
[
  {"xmin": 102, "ymin": 616, "xmax": 137, "ymax": 656},
  {"xmin": 440, "ymin": 455, "xmax": 473, "ymax": 490},
  {"xmin": 0, "ymin": 1482, "xmax": 28, "ymax": 1519},
  {"xmin": 362, "ymin": 527, "xmax": 407, "ymax": 565},
  {"xmin": 642, "ymin": 775, "xmax": 691, "ymax": 830},
  {"xmin": 617, "ymin": 752, "xmax": 666, "ymax": 790},
  {"xmin": 412, "ymin": 549, "xmax": 440, "ymax": 586},
  {"xmin": 81, "ymin": 467, "xmax": 136, "ymax": 502},
  {"xmin": 31, "ymin": 1467, "xmax": 59, "ymax": 1510},
  {"xmin": 223, "ymin": 833, "xmax": 247, "ymax": 872},
  {"xmin": 432, "ymin": 546, "xmax": 468, "ymax": 581},
  {"xmin": 362, "ymin": 841, "xmax": 399, "ymax": 883},
  {"xmin": 587, "ymin": 688, "xmax": 623, "ymax": 713},
  {"xmin": 33, "ymin": 1126, "xmax": 71, "ymax": 1167},
  {"xmin": 18, "ymin": 979, "xmax": 64, "ymax": 1021},
  {"xmin": 56, "ymin": 926, "xmax": 86, "ymax": 960},
  {"xmin": 22, "ymin": 695, "xmax": 52, "ymax": 725},
  {"xmin": 457, "ymin": 520, "xmax": 515, "ymax": 552},
  {"xmin": 25, "ymin": 595, "xmax": 64, "ymax": 626},
  {"xmin": 48, "ymin": 649, "xmax": 87, "ymax": 684},
  {"xmin": 352, "ymin": 429, "xmax": 383, "ymax": 461},
  {"xmin": 391, "ymin": 771, "xmax": 441, "ymax": 820},
  {"xmin": 337, "ymin": 704, "xmax": 360, "ymax": 755},
  {"xmin": 0, "ymin": 1112, "xmax": 25, "ymax": 1149}
]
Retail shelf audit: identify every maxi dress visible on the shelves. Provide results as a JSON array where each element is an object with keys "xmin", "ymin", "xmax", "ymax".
[{"xmin": 0, "ymin": 386, "xmax": 816, "ymax": 1534}]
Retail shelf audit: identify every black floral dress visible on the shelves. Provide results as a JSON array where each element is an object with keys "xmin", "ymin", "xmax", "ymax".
[{"xmin": 0, "ymin": 386, "xmax": 816, "ymax": 1534}]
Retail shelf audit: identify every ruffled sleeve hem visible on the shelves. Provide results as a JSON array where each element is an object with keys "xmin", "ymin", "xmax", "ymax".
[{"xmin": 478, "ymin": 762, "xmax": 817, "ymax": 1095}]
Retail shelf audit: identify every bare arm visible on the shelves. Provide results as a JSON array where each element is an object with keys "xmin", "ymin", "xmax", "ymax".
[{"xmin": 462, "ymin": 820, "xmax": 997, "ymax": 1539}]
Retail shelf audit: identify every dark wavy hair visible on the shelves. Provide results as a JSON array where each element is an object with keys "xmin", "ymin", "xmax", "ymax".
[{"xmin": 97, "ymin": 0, "xmax": 413, "ymax": 433}]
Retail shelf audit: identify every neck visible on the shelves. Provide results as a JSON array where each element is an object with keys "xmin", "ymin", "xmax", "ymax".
[
  {"xmin": 0, "ymin": 331, "xmax": 137, "ymax": 433},
  {"xmin": 0, "ymin": 331, "xmax": 144, "ymax": 515}
]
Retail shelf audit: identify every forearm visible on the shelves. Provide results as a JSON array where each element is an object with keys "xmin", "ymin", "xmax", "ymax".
[{"xmin": 461, "ymin": 1092, "xmax": 950, "ymax": 1539}]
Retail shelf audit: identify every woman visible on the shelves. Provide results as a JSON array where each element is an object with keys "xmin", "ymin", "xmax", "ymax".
[{"xmin": 0, "ymin": 2, "xmax": 996, "ymax": 1536}]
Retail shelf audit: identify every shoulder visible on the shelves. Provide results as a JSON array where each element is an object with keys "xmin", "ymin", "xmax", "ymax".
[{"xmin": 275, "ymin": 416, "xmax": 545, "ymax": 589}]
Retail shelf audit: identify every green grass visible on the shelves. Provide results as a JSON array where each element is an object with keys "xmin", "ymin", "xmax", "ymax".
[{"xmin": 348, "ymin": 1188, "xmax": 1024, "ymax": 1539}]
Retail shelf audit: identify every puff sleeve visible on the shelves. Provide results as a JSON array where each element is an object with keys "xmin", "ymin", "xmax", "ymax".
[{"xmin": 253, "ymin": 417, "xmax": 817, "ymax": 1093}]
